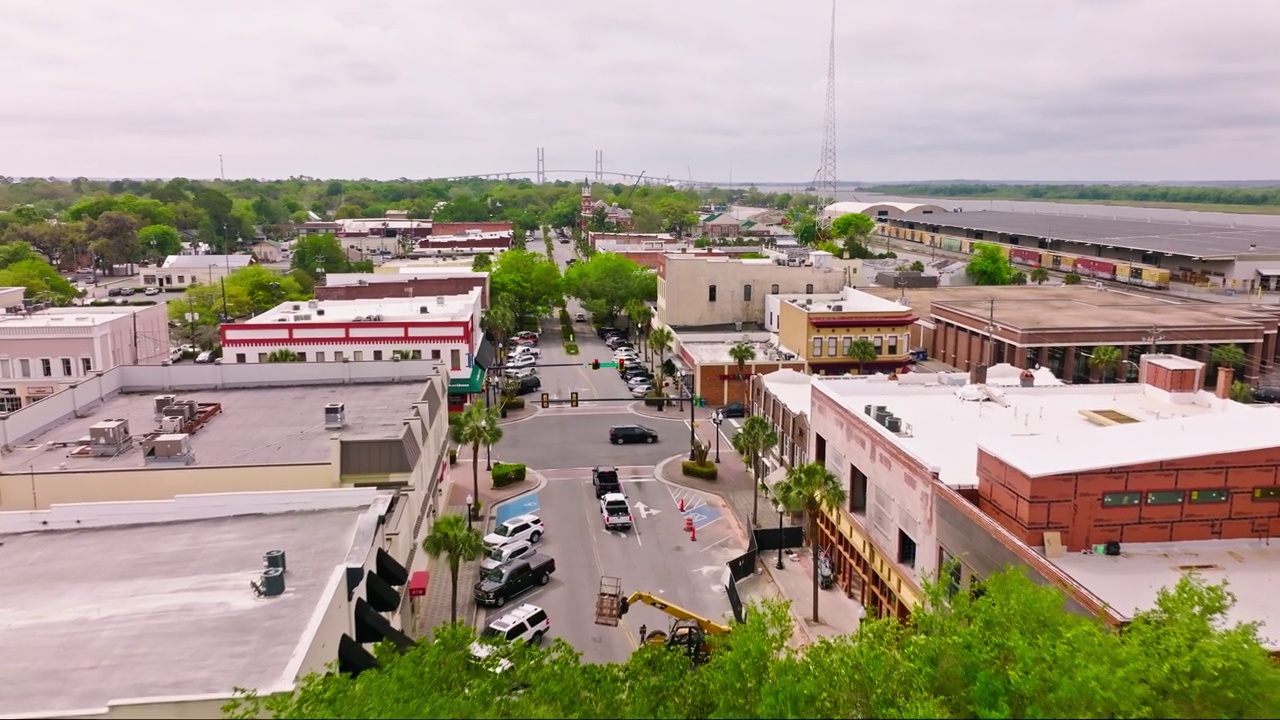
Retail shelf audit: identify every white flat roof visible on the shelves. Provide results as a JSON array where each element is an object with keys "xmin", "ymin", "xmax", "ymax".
[
  {"xmin": 0, "ymin": 306, "xmax": 153, "ymax": 328},
  {"xmin": 324, "ymin": 269, "xmax": 485, "ymax": 285},
  {"xmin": 760, "ymin": 369, "xmax": 812, "ymax": 416},
  {"xmin": 162, "ymin": 254, "xmax": 254, "ymax": 269},
  {"xmin": 1047, "ymin": 539, "xmax": 1280, "ymax": 650},
  {"xmin": 249, "ymin": 290, "xmax": 480, "ymax": 324},
  {"xmin": 681, "ymin": 339, "xmax": 790, "ymax": 365},
  {"xmin": 778, "ymin": 287, "xmax": 911, "ymax": 314},
  {"xmin": 816, "ymin": 379, "xmax": 1251, "ymax": 488},
  {"xmin": 0, "ymin": 497, "xmax": 378, "ymax": 716},
  {"xmin": 1148, "ymin": 355, "xmax": 1205, "ymax": 371}
]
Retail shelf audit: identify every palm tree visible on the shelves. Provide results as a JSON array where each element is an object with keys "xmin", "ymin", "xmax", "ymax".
[
  {"xmin": 1088, "ymin": 345, "xmax": 1123, "ymax": 383},
  {"xmin": 266, "ymin": 348, "xmax": 301, "ymax": 363},
  {"xmin": 422, "ymin": 513, "xmax": 484, "ymax": 625},
  {"xmin": 774, "ymin": 462, "xmax": 847, "ymax": 624},
  {"xmin": 1230, "ymin": 380, "xmax": 1254, "ymax": 404},
  {"xmin": 727, "ymin": 341, "xmax": 756, "ymax": 404},
  {"xmin": 648, "ymin": 326, "xmax": 674, "ymax": 395},
  {"xmin": 450, "ymin": 400, "xmax": 504, "ymax": 509},
  {"xmin": 482, "ymin": 302, "xmax": 515, "ymax": 362},
  {"xmin": 625, "ymin": 299, "xmax": 653, "ymax": 361},
  {"xmin": 1030, "ymin": 267, "xmax": 1050, "ymax": 285},
  {"xmin": 1063, "ymin": 272, "xmax": 1083, "ymax": 285},
  {"xmin": 1211, "ymin": 344, "xmax": 1247, "ymax": 376},
  {"xmin": 732, "ymin": 415, "xmax": 779, "ymax": 528},
  {"xmin": 845, "ymin": 338, "xmax": 878, "ymax": 375}
]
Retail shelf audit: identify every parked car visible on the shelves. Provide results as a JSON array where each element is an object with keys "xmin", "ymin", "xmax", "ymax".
[
  {"xmin": 481, "ymin": 539, "xmax": 536, "ymax": 573},
  {"xmin": 505, "ymin": 355, "xmax": 537, "ymax": 369},
  {"xmin": 195, "ymin": 351, "xmax": 214, "ymax": 364},
  {"xmin": 598, "ymin": 326, "xmax": 623, "ymax": 340},
  {"xmin": 510, "ymin": 345, "xmax": 540, "ymax": 358},
  {"xmin": 601, "ymin": 493, "xmax": 633, "ymax": 531},
  {"xmin": 169, "ymin": 347, "xmax": 183, "ymax": 363},
  {"xmin": 513, "ymin": 331, "xmax": 539, "ymax": 342},
  {"xmin": 474, "ymin": 554, "xmax": 556, "ymax": 607},
  {"xmin": 1253, "ymin": 387, "xmax": 1280, "ymax": 403},
  {"xmin": 716, "ymin": 402, "xmax": 746, "ymax": 419},
  {"xmin": 605, "ymin": 337, "xmax": 631, "ymax": 350},
  {"xmin": 614, "ymin": 351, "xmax": 641, "ymax": 362},
  {"xmin": 629, "ymin": 384, "xmax": 654, "ymax": 398},
  {"xmin": 471, "ymin": 604, "xmax": 551, "ymax": 669},
  {"xmin": 592, "ymin": 466, "xmax": 621, "ymax": 497},
  {"xmin": 609, "ymin": 425, "xmax": 658, "ymax": 445},
  {"xmin": 143, "ymin": 287, "xmax": 160, "ymax": 296},
  {"xmin": 513, "ymin": 375, "xmax": 542, "ymax": 395},
  {"xmin": 574, "ymin": 312, "xmax": 586, "ymax": 322},
  {"xmin": 483, "ymin": 514, "xmax": 545, "ymax": 551},
  {"xmin": 120, "ymin": 287, "xmax": 136, "ymax": 296},
  {"xmin": 107, "ymin": 288, "xmax": 122, "ymax": 297},
  {"xmin": 626, "ymin": 375, "xmax": 651, "ymax": 387},
  {"xmin": 503, "ymin": 366, "xmax": 537, "ymax": 379}
]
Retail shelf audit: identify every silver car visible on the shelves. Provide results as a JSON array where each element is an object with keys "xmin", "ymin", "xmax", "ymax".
[{"xmin": 480, "ymin": 539, "xmax": 535, "ymax": 572}]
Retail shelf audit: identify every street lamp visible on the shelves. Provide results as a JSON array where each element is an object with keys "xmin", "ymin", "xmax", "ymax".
[
  {"xmin": 465, "ymin": 493, "xmax": 474, "ymax": 529},
  {"xmin": 676, "ymin": 370, "xmax": 684, "ymax": 411},
  {"xmin": 688, "ymin": 386, "xmax": 697, "ymax": 461},
  {"xmin": 485, "ymin": 416, "xmax": 493, "ymax": 471},
  {"xmin": 775, "ymin": 502, "xmax": 786, "ymax": 570},
  {"xmin": 711, "ymin": 413, "xmax": 723, "ymax": 464}
]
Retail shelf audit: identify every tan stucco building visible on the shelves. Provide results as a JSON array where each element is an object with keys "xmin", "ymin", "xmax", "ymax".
[
  {"xmin": 657, "ymin": 252, "xmax": 848, "ymax": 329},
  {"xmin": 771, "ymin": 288, "xmax": 917, "ymax": 375}
]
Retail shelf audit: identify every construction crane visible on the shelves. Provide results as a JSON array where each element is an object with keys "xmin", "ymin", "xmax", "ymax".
[{"xmin": 595, "ymin": 576, "xmax": 731, "ymax": 664}]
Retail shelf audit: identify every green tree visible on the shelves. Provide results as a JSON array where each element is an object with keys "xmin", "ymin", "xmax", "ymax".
[
  {"xmin": 449, "ymin": 400, "xmax": 503, "ymax": 515},
  {"xmin": 1064, "ymin": 272, "xmax": 1083, "ymax": 285},
  {"xmin": 434, "ymin": 196, "xmax": 490, "ymax": 222},
  {"xmin": 727, "ymin": 341, "xmax": 756, "ymax": 403},
  {"xmin": 562, "ymin": 253, "xmax": 655, "ymax": 323},
  {"xmin": 773, "ymin": 462, "xmax": 846, "ymax": 623},
  {"xmin": 290, "ymin": 233, "xmax": 351, "ymax": 279},
  {"xmin": 845, "ymin": 337, "xmax": 878, "ymax": 375},
  {"xmin": 623, "ymin": 299, "xmax": 653, "ymax": 360},
  {"xmin": 333, "ymin": 204, "xmax": 364, "ymax": 220},
  {"xmin": 226, "ymin": 264, "xmax": 308, "ymax": 314},
  {"xmin": 481, "ymin": 301, "xmax": 515, "ymax": 361},
  {"xmin": 1211, "ymin": 343, "xmax": 1247, "ymax": 373},
  {"xmin": 471, "ymin": 252, "xmax": 492, "ymax": 271},
  {"xmin": 85, "ymin": 210, "xmax": 142, "ymax": 274},
  {"xmin": 137, "ymin": 224, "xmax": 183, "ymax": 262},
  {"xmin": 0, "ymin": 258, "xmax": 79, "ymax": 304},
  {"xmin": 489, "ymin": 249, "xmax": 562, "ymax": 330},
  {"xmin": 731, "ymin": 415, "xmax": 778, "ymax": 527},
  {"xmin": 421, "ymin": 513, "xmax": 484, "ymax": 625},
  {"xmin": 1011, "ymin": 270, "xmax": 1028, "ymax": 285},
  {"xmin": 830, "ymin": 212, "xmax": 874, "ymax": 241},
  {"xmin": 1030, "ymin": 266, "xmax": 1050, "ymax": 284},
  {"xmin": 909, "ymin": 260, "xmax": 926, "ymax": 272},
  {"xmin": 965, "ymin": 243, "xmax": 1016, "ymax": 286},
  {"xmin": 265, "ymin": 349, "xmax": 302, "ymax": 363},
  {"xmin": 648, "ymin": 326, "xmax": 673, "ymax": 393},
  {"xmin": 586, "ymin": 206, "xmax": 613, "ymax": 232},
  {"xmin": 1088, "ymin": 344, "xmax": 1123, "ymax": 382},
  {"xmin": 1230, "ymin": 380, "xmax": 1254, "ymax": 403}
]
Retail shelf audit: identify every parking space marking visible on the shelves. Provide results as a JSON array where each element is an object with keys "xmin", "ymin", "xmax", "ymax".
[{"xmin": 495, "ymin": 492, "xmax": 541, "ymax": 525}]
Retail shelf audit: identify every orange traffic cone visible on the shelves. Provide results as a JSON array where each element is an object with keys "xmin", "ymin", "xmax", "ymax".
[
  {"xmin": 690, "ymin": 524, "xmax": 697, "ymax": 542},
  {"xmin": 684, "ymin": 516, "xmax": 694, "ymax": 532},
  {"xmin": 679, "ymin": 497, "xmax": 685, "ymax": 512}
]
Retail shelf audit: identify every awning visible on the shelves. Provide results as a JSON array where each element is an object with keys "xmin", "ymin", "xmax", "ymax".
[
  {"xmin": 448, "ymin": 363, "xmax": 485, "ymax": 394},
  {"xmin": 1257, "ymin": 269, "xmax": 1280, "ymax": 276},
  {"xmin": 365, "ymin": 569, "xmax": 402, "ymax": 613},
  {"xmin": 375, "ymin": 548, "xmax": 409, "ymax": 586},
  {"xmin": 409, "ymin": 570, "xmax": 429, "ymax": 597},
  {"xmin": 338, "ymin": 634, "xmax": 379, "ymax": 678},
  {"xmin": 474, "ymin": 339, "xmax": 497, "ymax": 370},
  {"xmin": 354, "ymin": 597, "xmax": 414, "ymax": 651}
]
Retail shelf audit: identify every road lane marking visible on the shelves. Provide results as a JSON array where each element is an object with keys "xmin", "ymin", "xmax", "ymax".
[{"xmin": 699, "ymin": 536, "xmax": 732, "ymax": 552}]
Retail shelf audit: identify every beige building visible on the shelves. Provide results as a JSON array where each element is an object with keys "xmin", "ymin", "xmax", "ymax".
[
  {"xmin": 139, "ymin": 254, "xmax": 256, "ymax": 290},
  {"xmin": 0, "ymin": 290, "xmax": 169, "ymax": 411},
  {"xmin": 769, "ymin": 287, "xmax": 917, "ymax": 375},
  {"xmin": 657, "ymin": 252, "xmax": 849, "ymax": 329}
]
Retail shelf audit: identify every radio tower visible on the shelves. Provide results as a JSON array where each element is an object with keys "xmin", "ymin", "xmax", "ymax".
[{"xmin": 815, "ymin": 0, "xmax": 838, "ymax": 212}]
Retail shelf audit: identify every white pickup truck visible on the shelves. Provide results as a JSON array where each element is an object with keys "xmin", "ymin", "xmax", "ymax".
[{"xmin": 600, "ymin": 493, "xmax": 633, "ymax": 531}]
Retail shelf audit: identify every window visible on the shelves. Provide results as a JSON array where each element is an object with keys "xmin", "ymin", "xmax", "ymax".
[
  {"xmin": 1146, "ymin": 490, "xmax": 1184, "ymax": 505},
  {"xmin": 431, "ymin": 349, "xmax": 441, "ymax": 360},
  {"xmin": 235, "ymin": 353, "xmax": 246, "ymax": 363},
  {"xmin": 805, "ymin": 284, "xmax": 814, "ymax": 293},
  {"xmin": 258, "ymin": 353, "xmax": 268, "ymax": 362},
  {"xmin": 811, "ymin": 337, "xmax": 823, "ymax": 357},
  {"xmin": 770, "ymin": 284, "xmax": 779, "ymax": 294},
  {"xmin": 40, "ymin": 359, "xmax": 51, "ymax": 377},
  {"xmin": 1189, "ymin": 489, "xmax": 1228, "ymax": 504},
  {"xmin": 315, "ymin": 352, "xmax": 326, "ymax": 362},
  {"xmin": 60, "ymin": 358, "xmax": 72, "ymax": 377},
  {"xmin": 296, "ymin": 352, "xmax": 307, "ymax": 361},
  {"xmin": 0, "ymin": 359, "xmax": 10, "ymax": 379},
  {"xmin": 827, "ymin": 337, "xmax": 837, "ymax": 356},
  {"xmin": 0, "ymin": 396, "xmax": 21, "ymax": 413},
  {"xmin": 18, "ymin": 359, "xmax": 30, "ymax": 378},
  {"xmin": 898, "ymin": 530, "xmax": 917, "ymax": 568},
  {"xmin": 1253, "ymin": 487, "xmax": 1280, "ymax": 501},
  {"xmin": 412, "ymin": 350, "xmax": 423, "ymax": 360},
  {"xmin": 1102, "ymin": 492, "xmax": 1141, "ymax": 507},
  {"xmin": 353, "ymin": 351, "xmax": 363, "ymax": 361},
  {"xmin": 334, "ymin": 351, "xmax": 345, "ymax": 362},
  {"xmin": 708, "ymin": 284, "xmax": 717, "ymax": 302},
  {"xmin": 888, "ymin": 335, "xmax": 898, "ymax": 355},
  {"xmin": 872, "ymin": 336, "xmax": 883, "ymax": 354},
  {"xmin": 843, "ymin": 336, "xmax": 853, "ymax": 355},
  {"xmin": 80, "ymin": 358, "xmax": 92, "ymax": 374},
  {"xmin": 939, "ymin": 548, "xmax": 962, "ymax": 598},
  {"xmin": 373, "ymin": 350, "xmax": 384, "ymax": 361},
  {"xmin": 177, "ymin": 275, "xmax": 186, "ymax": 284},
  {"xmin": 450, "ymin": 349, "xmax": 461, "ymax": 369},
  {"xmin": 742, "ymin": 284, "xmax": 752, "ymax": 302},
  {"xmin": 849, "ymin": 464, "xmax": 868, "ymax": 513}
]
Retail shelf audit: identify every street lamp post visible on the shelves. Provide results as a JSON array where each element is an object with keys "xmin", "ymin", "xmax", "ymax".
[
  {"xmin": 688, "ymin": 385, "xmax": 697, "ymax": 461},
  {"xmin": 775, "ymin": 502, "xmax": 786, "ymax": 570},
  {"xmin": 711, "ymin": 414, "xmax": 722, "ymax": 464},
  {"xmin": 485, "ymin": 416, "xmax": 493, "ymax": 471},
  {"xmin": 465, "ymin": 493, "xmax": 474, "ymax": 530}
]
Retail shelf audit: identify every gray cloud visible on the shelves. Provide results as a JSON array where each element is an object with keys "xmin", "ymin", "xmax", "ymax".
[{"xmin": 0, "ymin": 0, "xmax": 1277, "ymax": 181}]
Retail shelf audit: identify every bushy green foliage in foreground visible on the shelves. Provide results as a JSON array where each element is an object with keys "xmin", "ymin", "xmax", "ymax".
[{"xmin": 225, "ymin": 570, "xmax": 1280, "ymax": 719}]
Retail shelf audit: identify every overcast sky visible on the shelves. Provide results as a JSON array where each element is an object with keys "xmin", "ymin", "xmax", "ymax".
[{"xmin": 3, "ymin": 0, "xmax": 1279, "ymax": 183}]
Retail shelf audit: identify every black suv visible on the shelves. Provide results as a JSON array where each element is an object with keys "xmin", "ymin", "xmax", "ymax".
[
  {"xmin": 609, "ymin": 425, "xmax": 658, "ymax": 445},
  {"xmin": 515, "ymin": 375, "xmax": 541, "ymax": 395},
  {"xmin": 592, "ymin": 466, "xmax": 622, "ymax": 497},
  {"xmin": 716, "ymin": 402, "xmax": 746, "ymax": 419}
]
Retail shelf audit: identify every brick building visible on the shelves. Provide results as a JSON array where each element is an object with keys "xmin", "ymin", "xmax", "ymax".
[
  {"xmin": 317, "ymin": 271, "xmax": 489, "ymax": 306},
  {"xmin": 430, "ymin": 222, "xmax": 513, "ymax": 236},
  {"xmin": 673, "ymin": 334, "xmax": 806, "ymax": 406}
]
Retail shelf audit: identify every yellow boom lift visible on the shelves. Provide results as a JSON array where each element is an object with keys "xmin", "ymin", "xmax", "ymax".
[{"xmin": 595, "ymin": 576, "xmax": 731, "ymax": 664}]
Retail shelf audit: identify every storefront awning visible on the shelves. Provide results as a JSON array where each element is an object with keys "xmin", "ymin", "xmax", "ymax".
[
  {"xmin": 409, "ymin": 570, "xmax": 428, "ymax": 597},
  {"xmin": 448, "ymin": 363, "xmax": 485, "ymax": 394},
  {"xmin": 474, "ymin": 339, "xmax": 497, "ymax": 369},
  {"xmin": 1257, "ymin": 269, "xmax": 1280, "ymax": 276}
]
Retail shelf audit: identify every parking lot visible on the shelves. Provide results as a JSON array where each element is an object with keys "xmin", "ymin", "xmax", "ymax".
[{"xmin": 481, "ymin": 468, "xmax": 742, "ymax": 664}]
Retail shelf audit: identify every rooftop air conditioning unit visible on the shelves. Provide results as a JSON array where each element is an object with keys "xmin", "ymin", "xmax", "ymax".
[
  {"xmin": 357, "ymin": 279, "xmax": 369, "ymax": 286},
  {"xmin": 308, "ymin": 299, "xmax": 318, "ymax": 309},
  {"xmin": 316, "ymin": 309, "xmax": 325, "ymax": 316},
  {"xmin": 153, "ymin": 394, "xmax": 177, "ymax": 414},
  {"xmin": 292, "ymin": 304, "xmax": 301, "ymax": 311},
  {"xmin": 419, "ymin": 306, "xmax": 430, "ymax": 314},
  {"xmin": 372, "ymin": 314, "xmax": 383, "ymax": 321},
  {"xmin": 353, "ymin": 316, "xmax": 365, "ymax": 322},
  {"xmin": 436, "ymin": 296, "xmax": 445, "ymax": 305},
  {"xmin": 324, "ymin": 402, "xmax": 346, "ymax": 430},
  {"xmin": 831, "ymin": 305, "xmax": 842, "ymax": 311}
]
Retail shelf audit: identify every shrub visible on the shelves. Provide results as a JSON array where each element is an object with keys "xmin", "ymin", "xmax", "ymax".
[
  {"xmin": 681, "ymin": 461, "xmax": 718, "ymax": 480},
  {"xmin": 643, "ymin": 394, "xmax": 669, "ymax": 408},
  {"xmin": 558, "ymin": 307, "xmax": 571, "ymax": 324},
  {"xmin": 503, "ymin": 396, "xmax": 525, "ymax": 410},
  {"xmin": 563, "ymin": 342, "xmax": 579, "ymax": 355},
  {"xmin": 448, "ymin": 448, "xmax": 458, "ymax": 465},
  {"xmin": 491, "ymin": 462, "xmax": 527, "ymax": 488}
]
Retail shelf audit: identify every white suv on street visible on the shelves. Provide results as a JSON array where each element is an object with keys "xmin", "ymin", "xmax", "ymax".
[
  {"xmin": 470, "ymin": 604, "xmax": 551, "ymax": 673},
  {"xmin": 483, "ymin": 514, "xmax": 545, "ymax": 551}
]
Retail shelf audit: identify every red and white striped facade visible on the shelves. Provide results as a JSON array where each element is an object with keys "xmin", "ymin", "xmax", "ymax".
[{"xmin": 220, "ymin": 288, "xmax": 483, "ymax": 369}]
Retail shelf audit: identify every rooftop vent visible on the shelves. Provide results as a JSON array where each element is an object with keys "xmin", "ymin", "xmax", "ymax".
[
  {"xmin": 436, "ymin": 295, "xmax": 445, "ymax": 305},
  {"xmin": 264, "ymin": 550, "xmax": 287, "ymax": 573},
  {"xmin": 253, "ymin": 567, "xmax": 286, "ymax": 598},
  {"xmin": 88, "ymin": 419, "xmax": 133, "ymax": 456},
  {"xmin": 357, "ymin": 279, "xmax": 369, "ymax": 286},
  {"xmin": 141, "ymin": 432, "xmax": 196, "ymax": 465},
  {"xmin": 308, "ymin": 299, "xmax": 318, "ymax": 309},
  {"xmin": 292, "ymin": 303, "xmax": 301, "ymax": 311},
  {"xmin": 325, "ymin": 402, "xmax": 346, "ymax": 429},
  {"xmin": 419, "ymin": 306, "xmax": 430, "ymax": 314},
  {"xmin": 372, "ymin": 314, "xmax": 383, "ymax": 321},
  {"xmin": 317, "ymin": 308, "xmax": 325, "ymax": 316},
  {"xmin": 353, "ymin": 316, "xmax": 365, "ymax": 322},
  {"xmin": 831, "ymin": 304, "xmax": 842, "ymax": 311}
]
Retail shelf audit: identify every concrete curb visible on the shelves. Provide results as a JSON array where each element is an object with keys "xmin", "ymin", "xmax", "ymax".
[
  {"xmin": 497, "ymin": 406, "xmax": 540, "ymax": 425},
  {"xmin": 485, "ymin": 469, "xmax": 550, "ymax": 524},
  {"xmin": 652, "ymin": 453, "xmax": 727, "ymax": 496}
]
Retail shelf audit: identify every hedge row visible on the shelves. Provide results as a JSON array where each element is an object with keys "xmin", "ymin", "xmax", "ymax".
[
  {"xmin": 681, "ymin": 461, "xmax": 717, "ymax": 480},
  {"xmin": 564, "ymin": 342, "xmax": 579, "ymax": 355},
  {"xmin": 503, "ymin": 396, "xmax": 525, "ymax": 410},
  {"xmin": 492, "ymin": 462, "xmax": 527, "ymax": 488}
]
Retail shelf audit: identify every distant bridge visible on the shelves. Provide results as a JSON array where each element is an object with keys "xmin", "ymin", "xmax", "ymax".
[{"xmin": 437, "ymin": 169, "xmax": 702, "ymax": 185}]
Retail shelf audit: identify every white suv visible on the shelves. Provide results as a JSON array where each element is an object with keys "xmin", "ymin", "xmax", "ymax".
[
  {"xmin": 481, "ymin": 539, "xmax": 535, "ymax": 572},
  {"xmin": 483, "ymin": 514, "xmax": 545, "ymax": 551},
  {"xmin": 470, "ymin": 604, "xmax": 551, "ymax": 673}
]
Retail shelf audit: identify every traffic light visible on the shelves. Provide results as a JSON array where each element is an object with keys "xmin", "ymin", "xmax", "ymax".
[
  {"xmin": 617, "ymin": 358, "xmax": 626, "ymax": 371},
  {"xmin": 540, "ymin": 392, "xmax": 550, "ymax": 409},
  {"xmin": 591, "ymin": 359, "xmax": 600, "ymax": 370},
  {"xmin": 570, "ymin": 391, "xmax": 579, "ymax": 408}
]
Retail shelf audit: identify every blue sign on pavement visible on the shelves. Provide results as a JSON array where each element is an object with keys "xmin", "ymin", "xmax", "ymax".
[
  {"xmin": 496, "ymin": 493, "xmax": 541, "ymax": 526},
  {"xmin": 682, "ymin": 504, "xmax": 722, "ymax": 531}
]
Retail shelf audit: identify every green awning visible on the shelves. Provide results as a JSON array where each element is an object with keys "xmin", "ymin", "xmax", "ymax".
[{"xmin": 448, "ymin": 364, "xmax": 485, "ymax": 394}]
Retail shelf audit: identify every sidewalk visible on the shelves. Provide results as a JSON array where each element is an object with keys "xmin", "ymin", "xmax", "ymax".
[
  {"xmin": 410, "ymin": 460, "xmax": 545, "ymax": 638},
  {"xmin": 658, "ymin": 420, "xmax": 866, "ymax": 644}
]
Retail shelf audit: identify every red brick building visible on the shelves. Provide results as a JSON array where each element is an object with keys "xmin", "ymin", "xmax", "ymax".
[
  {"xmin": 430, "ymin": 222, "xmax": 513, "ymax": 236},
  {"xmin": 316, "ymin": 272, "xmax": 489, "ymax": 306}
]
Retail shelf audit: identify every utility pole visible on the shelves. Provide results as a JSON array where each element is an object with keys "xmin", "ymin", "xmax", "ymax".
[
  {"xmin": 984, "ymin": 297, "xmax": 997, "ymax": 369},
  {"xmin": 131, "ymin": 310, "xmax": 139, "ymax": 364},
  {"xmin": 219, "ymin": 154, "xmax": 225, "ymax": 181},
  {"xmin": 1144, "ymin": 324, "xmax": 1164, "ymax": 355}
]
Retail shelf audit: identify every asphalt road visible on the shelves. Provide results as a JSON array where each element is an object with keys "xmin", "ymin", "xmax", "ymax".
[
  {"xmin": 497, "ymin": 411, "xmax": 690, "ymax": 470},
  {"xmin": 480, "ymin": 469, "xmax": 743, "ymax": 664}
]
